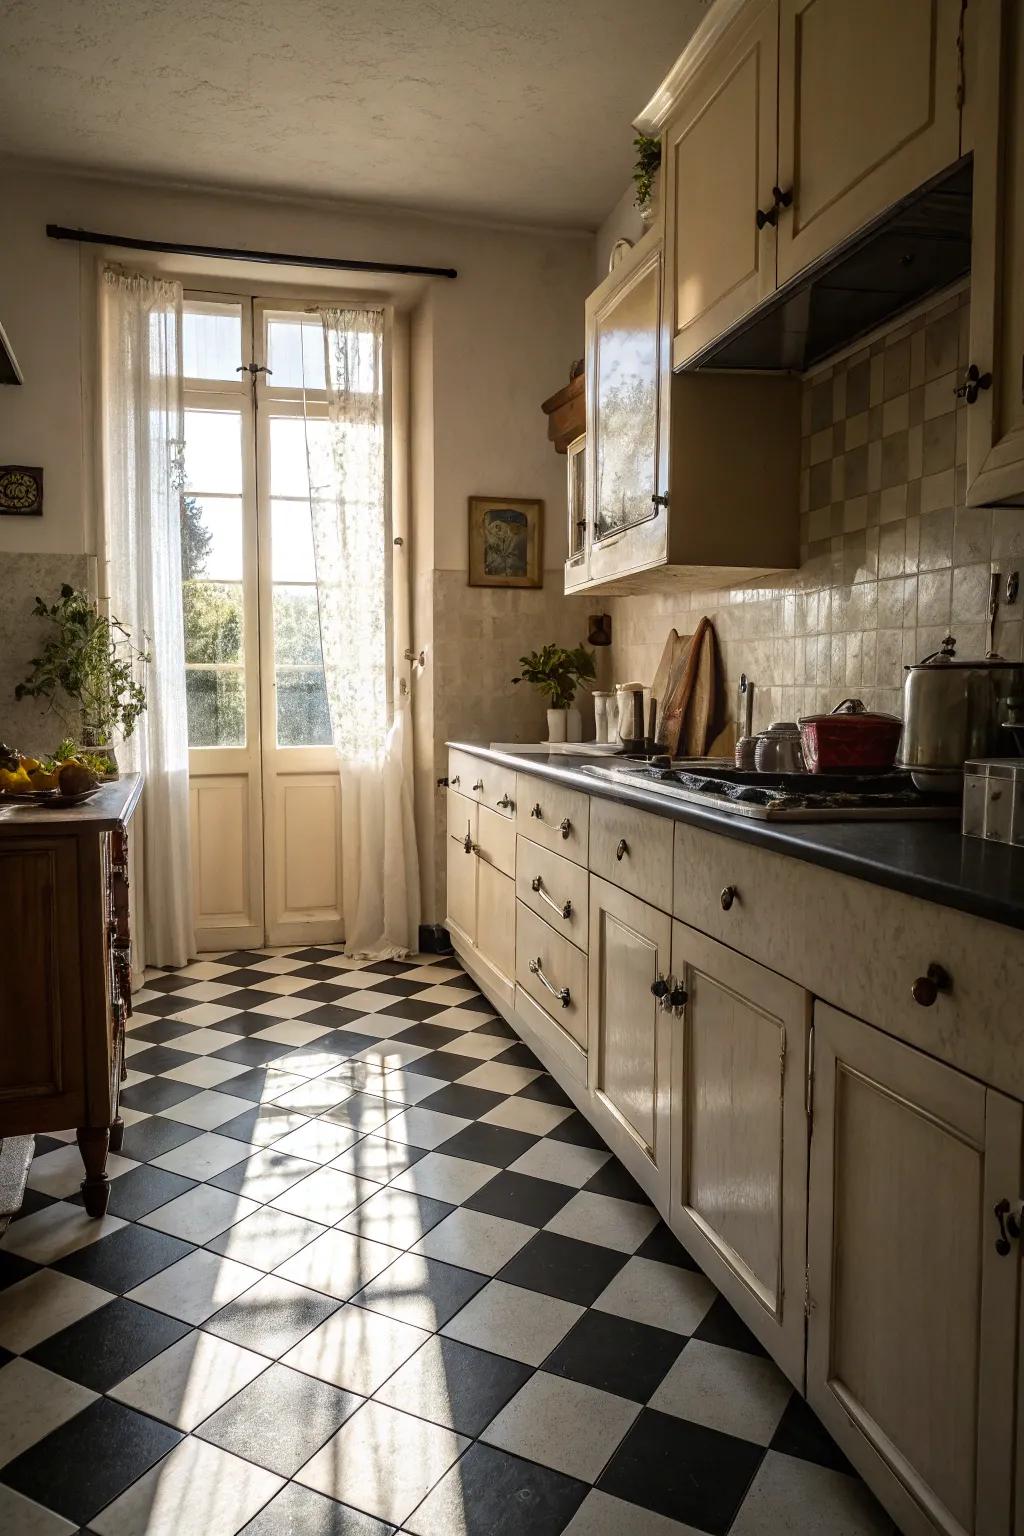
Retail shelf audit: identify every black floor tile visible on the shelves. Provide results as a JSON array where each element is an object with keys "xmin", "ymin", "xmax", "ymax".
[
  {"xmin": 0, "ymin": 1249, "xmax": 39, "ymax": 1290},
  {"xmin": 25, "ymin": 1297, "xmax": 190, "ymax": 1391},
  {"xmin": 544, "ymin": 1111, "xmax": 607, "ymax": 1150},
  {"xmin": 469, "ymin": 1015, "xmax": 517, "ymax": 1037},
  {"xmin": 133, "ymin": 993, "xmax": 202, "ymax": 1018},
  {"xmin": 394, "ymin": 1021, "xmax": 470, "ymax": 1050},
  {"xmin": 693, "ymin": 1294, "xmax": 770, "ymax": 1358},
  {"xmin": 287, "ymin": 962, "xmax": 351, "ymax": 982},
  {"xmin": 32, "ymin": 1134, "xmax": 69, "ymax": 1159},
  {"xmin": 543, "ymin": 1310, "xmax": 686, "ymax": 1401},
  {"xmin": 201, "ymin": 1011, "xmax": 280, "ymax": 1037},
  {"xmin": 210, "ymin": 1037, "xmax": 293, "ymax": 1067},
  {"xmin": 215, "ymin": 949, "xmax": 269, "ymax": 966},
  {"xmin": 204, "ymin": 1280, "xmax": 341, "ymax": 1357},
  {"xmin": 214, "ymin": 968, "xmax": 278, "ymax": 988},
  {"xmin": 123, "ymin": 1043, "xmax": 197, "ymax": 1076},
  {"xmin": 516, "ymin": 1075, "xmax": 572, "ymax": 1107},
  {"xmin": 498, "ymin": 1231, "xmax": 626, "ymax": 1306},
  {"xmin": 770, "ymin": 1392, "xmax": 853, "ymax": 1474},
  {"xmin": 218, "ymin": 1105, "xmax": 311, "ymax": 1144},
  {"xmin": 0, "ymin": 1397, "xmax": 182, "ymax": 1527},
  {"xmin": 455, "ymin": 993, "xmax": 497, "ymax": 1012},
  {"xmin": 69, "ymin": 1164, "xmax": 196, "ymax": 1220},
  {"xmin": 401, "ymin": 1335, "xmax": 531, "ymax": 1437},
  {"xmin": 118, "ymin": 1076, "xmax": 202, "ymax": 1114},
  {"xmin": 125, "ymin": 1018, "xmax": 198, "ymax": 1045},
  {"xmin": 374, "ymin": 958, "xmax": 418, "ymax": 975},
  {"xmin": 583, "ymin": 1158, "xmax": 648, "ymax": 1203},
  {"xmin": 215, "ymin": 987, "xmax": 280, "ymax": 1013},
  {"xmin": 290, "ymin": 1003, "xmax": 368, "ymax": 1028},
  {"xmin": 118, "ymin": 1116, "xmax": 201, "ymax": 1163},
  {"xmin": 287, "ymin": 1030, "xmax": 381, "ymax": 1061},
  {"xmin": 464, "ymin": 1170, "xmax": 575, "ymax": 1227},
  {"xmin": 600, "ymin": 1408, "xmax": 765, "ymax": 1534},
  {"xmin": 415, "ymin": 1083, "xmax": 505, "ymax": 1120},
  {"xmin": 0, "ymin": 1347, "xmax": 13, "ymax": 1369},
  {"xmin": 218, "ymin": 1066, "xmax": 294, "ymax": 1102},
  {"xmin": 421, "ymin": 1441, "xmax": 588, "ymax": 1536},
  {"xmin": 141, "ymin": 973, "xmax": 195, "ymax": 994},
  {"xmin": 286, "ymin": 946, "xmax": 345, "ymax": 963},
  {"xmin": 493, "ymin": 1042, "xmax": 542, "ymax": 1071},
  {"xmin": 378, "ymin": 998, "xmax": 441, "ymax": 1022},
  {"xmin": 210, "ymin": 1148, "xmax": 318, "ymax": 1197},
  {"xmin": 636, "ymin": 1220, "xmax": 701, "ymax": 1271},
  {"xmin": 342, "ymin": 1188, "xmax": 454, "ymax": 1244},
  {"xmin": 374, "ymin": 978, "xmax": 431, "ymax": 997},
  {"xmin": 239, "ymin": 1482, "xmax": 394, "ymax": 1536},
  {"xmin": 9, "ymin": 1188, "xmax": 57, "ymax": 1223},
  {"xmin": 196, "ymin": 1362, "xmax": 361, "ymax": 1476},
  {"xmin": 354, "ymin": 1252, "xmax": 486, "ymax": 1329},
  {"xmin": 404, "ymin": 1050, "xmax": 479, "ymax": 1082},
  {"xmin": 54, "ymin": 1224, "xmax": 194, "ymax": 1293},
  {"xmin": 442, "ymin": 1122, "xmax": 539, "ymax": 1169}
]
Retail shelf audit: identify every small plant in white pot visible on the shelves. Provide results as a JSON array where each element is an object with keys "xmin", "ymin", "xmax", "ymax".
[
  {"xmin": 633, "ymin": 133, "xmax": 662, "ymax": 229},
  {"xmin": 512, "ymin": 643, "xmax": 596, "ymax": 743}
]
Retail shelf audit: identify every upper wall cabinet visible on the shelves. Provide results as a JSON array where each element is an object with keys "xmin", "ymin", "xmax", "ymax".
[
  {"xmin": 655, "ymin": 0, "xmax": 964, "ymax": 371},
  {"xmin": 964, "ymin": 0, "xmax": 1024, "ymax": 507}
]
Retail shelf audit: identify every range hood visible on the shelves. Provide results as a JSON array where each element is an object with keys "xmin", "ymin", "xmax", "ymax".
[
  {"xmin": 687, "ymin": 157, "xmax": 972, "ymax": 374},
  {"xmin": 0, "ymin": 320, "xmax": 23, "ymax": 385}
]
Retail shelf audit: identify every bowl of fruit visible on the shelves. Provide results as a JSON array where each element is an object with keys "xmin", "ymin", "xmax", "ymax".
[{"xmin": 0, "ymin": 742, "xmax": 105, "ymax": 807}]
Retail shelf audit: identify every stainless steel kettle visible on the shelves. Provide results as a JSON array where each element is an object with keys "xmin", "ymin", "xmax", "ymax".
[{"xmin": 897, "ymin": 635, "xmax": 1024, "ymax": 792}]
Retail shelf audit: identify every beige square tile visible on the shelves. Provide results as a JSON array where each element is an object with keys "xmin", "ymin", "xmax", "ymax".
[
  {"xmin": 91, "ymin": 1435, "xmax": 283, "ymax": 1536},
  {"xmin": 111, "ymin": 1330, "xmax": 268, "ymax": 1430},
  {"xmin": 440, "ymin": 1278, "xmax": 583, "ymax": 1366},
  {"xmin": 545, "ymin": 1191, "xmax": 658, "ymax": 1253},
  {"xmin": 0, "ymin": 1268, "xmax": 109, "ymax": 1353},
  {"xmin": 562, "ymin": 1490, "xmax": 705, "ymax": 1536},
  {"xmin": 412, "ymin": 1207, "xmax": 534, "ymax": 1276},
  {"xmin": 0, "ymin": 1485, "xmax": 79, "ymax": 1535},
  {"xmin": 482, "ymin": 1372, "xmax": 639, "ymax": 1482},
  {"xmin": 127, "ymin": 1248, "xmax": 263, "ymax": 1325},
  {"xmin": 729, "ymin": 1451, "xmax": 893, "ymax": 1535},
  {"xmin": 297, "ymin": 1400, "xmax": 467, "ymax": 1526},
  {"xmin": 271, "ymin": 1166, "xmax": 377, "ymax": 1223},
  {"xmin": 0, "ymin": 1359, "xmax": 96, "ymax": 1469},
  {"xmin": 650, "ymin": 1338, "xmax": 792, "ymax": 1444},
  {"xmin": 480, "ymin": 1097, "xmax": 573, "ymax": 1136},
  {"xmin": 282, "ymin": 1304, "xmax": 429, "ymax": 1395},
  {"xmin": 275, "ymin": 1227, "xmax": 403, "ymax": 1300},
  {"xmin": 0, "ymin": 1202, "xmax": 125, "ymax": 1265}
]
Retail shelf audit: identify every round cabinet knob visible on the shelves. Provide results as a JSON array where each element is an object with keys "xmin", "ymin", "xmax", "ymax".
[
  {"xmin": 669, "ymin": 984, "xmax": 689, "ymax": 1014},
  {"xmin": 720, "ymin": 885, "xmax": 738, "ymax": 911},
  {"xmin": 756, "ymin": 205, "xmax": 777, "ymax": 230},
  {"xmin": 912, "ymin": 963, "xmax": 952, "ymax": 1007},
  {"xmin": 472, "ymin": 780, "xmax": 484, "ymax": 792},
  {"xmin": 650, "ymin": 977, "xmax": 669, "ymax": 999}
]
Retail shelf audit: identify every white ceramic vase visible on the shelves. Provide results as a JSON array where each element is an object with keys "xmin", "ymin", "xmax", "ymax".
[
  {"xmin": 546, "ymin": 708, "xmax": 567, "ymax": 744},
  {"xmin": 566, "ymin": 707, "xmax": 582, "ymax": 743}
]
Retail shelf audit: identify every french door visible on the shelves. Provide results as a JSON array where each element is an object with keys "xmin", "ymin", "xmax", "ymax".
[{"xmin": 181, "ymin": 295, "xmax": 348, "ymax": 948}]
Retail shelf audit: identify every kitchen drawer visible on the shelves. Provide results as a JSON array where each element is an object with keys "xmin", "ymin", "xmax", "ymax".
[
  {"xmin": 516, "ymin": 773, "xmax": 590, "ymax": 866},
  {"xmin": 516, "ymin": 838, "xmax": 589, "ymax": 952},
  {"xmin": 590, "ymin": 797, "xmax": 673, "ymax": 912},
  {"xmin": 476, "ymin": 804, "xmax": 516, "ymax": 879},
  {"xmin": 672, "ymin": 821, "xmax": 1024, "ymax": 1096},
  {"xmin": 476, "ymin": 863, "xmax": 515, "ymax": 989},
  {"xmin": 515, "ymin": 900, "xmax": 588, "ymax": 1050},
  {"xmin": 449, "ymin": 750, "xmax": 517, "ymax": 818}
]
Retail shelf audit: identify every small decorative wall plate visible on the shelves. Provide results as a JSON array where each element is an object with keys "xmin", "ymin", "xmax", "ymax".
[{"xmin": 0, "ymin": 465, "xmax": 43, "ymax": 516}]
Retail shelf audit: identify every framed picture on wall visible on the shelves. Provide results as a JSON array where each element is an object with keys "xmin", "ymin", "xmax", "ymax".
[{"xmin": 468, "ymin": 496, "xmax": 544, "ymax": 588}]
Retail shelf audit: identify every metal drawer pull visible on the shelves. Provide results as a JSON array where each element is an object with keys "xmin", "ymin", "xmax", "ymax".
[
  {"xmin": 720, "ymin": 885, "xmax": 738, "ymax": 911},
  {"xmin": 531, "ymin": 875, "xmax": 572, "ymax": 921},
  {"xmin": 449, "ymin": 827, "xmax": 473, "ymax": 854},
  {"xmin": 528, "ymin": 957, "xmax": 571, "ymax": 1008},
  {"xmin": 531, "ymin": 803, "xmax": 572, "ymax": 839},
  {"xmin": 995, "ymin": 1198, "xmax": 1022, "ymax": 1256},
  {"xmin": 497, "ymin": 793, "xmax": 515, "ymax": 811},
  {"xmin": 912, "ymin": 962, "xmax": 951, "ymax": 1007},
  {"xmin": 472, "ymin": 779, "xmax": 485, "ymax": 792},
  {"xmin": 450, "ymin": 774, "xmax": 461, "ymax": 788},
  {"xmin": 615, "ymin": 838, "xmax": 629, "ymax": 861}
]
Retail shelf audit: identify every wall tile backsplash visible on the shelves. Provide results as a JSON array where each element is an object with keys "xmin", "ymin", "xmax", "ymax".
[{"xmin": 608, "ymin": 286, "xmax": 1024, "ymax": 736}]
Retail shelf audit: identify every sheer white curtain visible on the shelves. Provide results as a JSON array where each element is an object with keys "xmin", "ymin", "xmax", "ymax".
[
  {"xmin": 303, "ymin": 307, "xmax": 420, "ymax": 958},
  {"xmin": 102, "ymin": 266, "xmax": 196, "ymax": 969}
]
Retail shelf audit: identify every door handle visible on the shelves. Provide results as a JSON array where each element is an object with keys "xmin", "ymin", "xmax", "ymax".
[
  {"xmin": 528, "ymin": 957, "xmax": 571, "ymax": 1008},
  {"xmin": 531, "ymin": 875, "xmax": 572, "ymax": 920},
  {"xmin": 531, "ymin": 804, "xmax": 572, "ymax": 839}
]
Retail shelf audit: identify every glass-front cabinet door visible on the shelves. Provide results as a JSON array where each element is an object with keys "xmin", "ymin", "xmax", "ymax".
[{"xmin": 585, "ymin": 232, "xmax": 670, "ymax": 585}]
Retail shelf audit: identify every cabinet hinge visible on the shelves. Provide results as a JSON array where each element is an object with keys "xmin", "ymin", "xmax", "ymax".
[{"xmin": 804, "ymin": 1271, "xmax": 812, "ymax": 1318}]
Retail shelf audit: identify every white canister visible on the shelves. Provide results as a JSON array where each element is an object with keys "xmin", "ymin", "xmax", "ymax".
[{"xmin": 592, "ymin": 691, "xmax": 615, "ymax": 743}]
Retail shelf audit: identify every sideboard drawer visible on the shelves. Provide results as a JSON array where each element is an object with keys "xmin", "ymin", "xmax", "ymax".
[
  {"xmin": 590, "ymin": 797, "xmax": 673, "ymax": 912},
  {"xmin": 516, "ymin": 838, "xmax": 589, "ymax": 952},
  {"xmin": 516, "ymin": 774, "xmax": 590, "ymax": 866},
  {"xmin": 515, "ymin": 900, "xmax": 588, "ymax": 1049},
  {"xmin": 449, "ymin": 750, "xmax": 517, "ymax": 818},
  {"xmin": 476, "ymin": 803, "xmax": 516, "ymax": 879}
]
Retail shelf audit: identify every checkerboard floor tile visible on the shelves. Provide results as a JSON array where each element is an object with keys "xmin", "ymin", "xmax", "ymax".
[{"xmin": 0, "ymin": 946, "xmax": 896, "ymax": 1535}]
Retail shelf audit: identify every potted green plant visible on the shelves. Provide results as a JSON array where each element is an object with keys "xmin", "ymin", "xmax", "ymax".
[
  {"xmin": 633, "ymin": 133, "xmax": 662, "ymax": 229},
  {"xmin": 14, "ymin": 585, "xmax": 149, "ymax": 775},
  {"xmin": 512, "ymin": 643, "xmax": 596, "ymax": 743}
]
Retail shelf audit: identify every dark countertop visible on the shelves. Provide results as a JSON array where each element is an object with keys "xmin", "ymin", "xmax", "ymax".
[
  {"xmin": 449, "ymin": 744, "xmax": 1024, "ymax": 933},
  {"xmin": 0, "ymin": 772, "xmax": 143, "ymax": 834}
]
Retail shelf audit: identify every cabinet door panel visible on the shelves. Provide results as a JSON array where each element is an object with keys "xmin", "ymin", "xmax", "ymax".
[
  {"xmin": 777, "ymin": 0, "xmax": 962, "ymax": 283},
  {"xmin": 445, "ymin": 791, "xmax": 477, "ymax": 947},
  {"xmin": 670, "ymin": 921, "xmax": 809, "ymax": 1385},
  {"xmin": 476, "ymin": 862, "xmax": 514, "ymax": 989},
  {"xmin": 808, "ymin": 1003, "xmax": 1019, "ymax": 1536},
  {"xmin": 589, "ymin": 878, "xmax": 672, "ymax": 1207},
  {"xmin": 667, "ymin": 0, "xmax": 779, "ymax": 367}
]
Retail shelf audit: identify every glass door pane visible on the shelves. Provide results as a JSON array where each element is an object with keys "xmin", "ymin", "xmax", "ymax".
[
  {"xmin": 594, "ymin": 261, "xmax": 661, "ymax": 541},
  {"xmin": 268, "ymin": 474, "xmax": 332, "ymax": 748}
]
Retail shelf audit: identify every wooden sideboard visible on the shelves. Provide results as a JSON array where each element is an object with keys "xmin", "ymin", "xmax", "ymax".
[{"xmin": 0, "ymin": 775, "xmax": 142, "ymax": 1216}]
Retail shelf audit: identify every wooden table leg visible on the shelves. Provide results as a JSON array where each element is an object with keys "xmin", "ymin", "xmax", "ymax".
[
  {"xmin": 77, "ymin": 1125, "xmax": 111, "ymax": 1217},
  {"xmin": 109, "ymin": 1116, "xmax": 125, "ymax": 1153}
]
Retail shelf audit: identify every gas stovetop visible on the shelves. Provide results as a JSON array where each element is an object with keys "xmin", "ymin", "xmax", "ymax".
[{"xmin": 583, "ymin": 759, "xmax": 962, "ymax": 822}]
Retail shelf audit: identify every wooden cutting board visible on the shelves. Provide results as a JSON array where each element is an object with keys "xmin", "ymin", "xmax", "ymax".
[
  {"xmin": 658, "ymin": 617, "xmax": 720, "ymax": 757},
  {"xmin": 651, "ymin": 630, "xmax": 690, "ymax": 748}
]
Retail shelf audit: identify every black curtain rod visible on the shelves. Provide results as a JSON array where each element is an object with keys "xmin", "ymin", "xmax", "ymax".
[{"xmin": 45, "ymin": 224, "xmax": 458, "ymax": 280}]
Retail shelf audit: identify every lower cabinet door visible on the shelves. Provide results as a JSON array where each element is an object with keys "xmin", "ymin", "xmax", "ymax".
[
  {"xmin": 668, "ymin": 920, "xmax": 810, "ymax": 1386},
  {"xmin": 588, "ymin": 877, "xmax": 673, "ymax": 1210},
  {"xmin": 475, "ymin": 859, "xmax": 515, "ymax": 990},
  {"xmin": 445, "ymin": 792, "xmax": 477, "ymax": 947},
  {"xmin": 808, "ymin": 1003, "xmax": 1020, "ymax": 1536}
]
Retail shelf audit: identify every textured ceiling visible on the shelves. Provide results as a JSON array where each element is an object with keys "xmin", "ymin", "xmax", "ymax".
[{"xmin": 0, "ymin": 0, "xmax": 707, "ymax": 228}]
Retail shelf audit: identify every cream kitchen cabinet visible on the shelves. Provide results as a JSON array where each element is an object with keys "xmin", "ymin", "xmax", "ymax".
[
  {"xmin": 445, "ymin": 790, "xmax": 516, "ymax": 1003},
  {"xmin": 807, "ymin": 1003, "xmax": 1021, "ymax": 1536},
  {"xmin": 579, "ymin": 225, "xmax": 801, "ymax": 595},
  {"xmin": 587, "ymin": 877, "xmax": 674, "ymax": 1211},
  {"xmin": 964, "ymin": 0, "xmax": 1024, "ymax": 507},
  {"xmin": 445, "ymin": 790, "xmax": 477, "ymax": 948},
  {"xmin": 667, "ymin": 919, "xmax": 810, "ymax": 1386}
]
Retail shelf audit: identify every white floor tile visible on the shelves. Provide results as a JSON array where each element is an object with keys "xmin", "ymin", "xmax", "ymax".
[
  {"xmin": 339, "ymin": 1012, "xmax": 412, "ymax": 1039},
  {"xmin": 127, "ymin": 1248, "xmax": 263, "ymax": 1325},
  {"xmin": 383, "ymin": 1107, "xmax": 470, "ymax": 1150},
  {"xmin": 162, "ymin": 1056, "xmax": 248, "ymax": 1088},
  {"xmin": 333, "ymin": 989, "xmax": 403, "ymax": 1014},
  {"xmin": 224, "ymin": 1069, "xmax": 307, "ymax": 1104},
  {"xmin": 170, "ymin": 980, "xmax": 236, "ymax": 1003},
  {"xmin": 0, "ymin": 1202, "xmax": 126, "ymax": 1265},
  {"xmin": 458, "ymin": 1062, "xmax": 541, "ymax": 1094},
  {"xmin": 247, "ymin": 974, "xmax": 316, "ymax": 996},
  {"xmin": 250, "ymin": 1003, "xmax": 327, "ymax": 1029},
  {"xmin": 91, "ymin": 1433, "xmax": 283, "ymax": 1536},
  {"xmin": 373, "ymin": 1069, "xmax": 450, "ymax": 1106},
  {"xmin": 173, "ymin": 960, "xmax": 234, "ymax": 982},
  {"xmin": 248, "ymin": 956, "xmax": 306, "ymax": 975},
  {"xmin": 0, "ymin": 1485, "xmax": 78, "ymax": 1536},
  {"xmin": 221, "ymin": 1109, "xmax": 311, "ymax": 1150},
  {"xmin": 482, "ymin": 1371, "xmax": 639, "ymax": 1482},
  {"xmin": 296, "ymin": 1399, "xmax": 466, "ymax": 1526},
  {"xmin": 351, "ymin": 1038, "xmax": 432, "ymax": 1067},
  {"xmin": 435, "ymin": 1032, "xmax": 511, "ymax": 1061},
  {"xmin": 267, "ymin": 1078, "xmax": 352, "ymax": 1114},
  {"xmin": 440, "ymin": 1279, "xmax": 583, "ymax": 1366},
  {"xmin": 329, "ymin": 1132, "xmax": 423, "ymax": 1185},
  {"xmin": 390, "ymin": 1151, "xmax": 496, "ymax": 1204},
  {"xmin": 270, "ymin": 1119, "xmax": 359, "ymax": 1165},
  {"xmin": 412, "ymin": 1207, "xmax": 534, "ymax": 1276},
  {"xmin": 729, "ymin": 1451, "xmax": 895, "ymax": 1536},
  {"xmin": 159, "ymin": 1090, "xmax": 257, "ymax": 1131},
  {"xmin": 480, "ymin": 1097, "xmax": 574, "ymax": 1135},
  {"xmin": 593, "ymin": 1257, "xmax": 717, "ymax": 1335},
  {"xmin": 164, "ymin": 1004, "xmax": 238, "ymax": 1030},
  {"xmin": 546, "ymin": 1191, "xmax": 659, "ymax": 1253},
  {"xmin": 282, "ymin": 1303, "xmax": 429, "ymax": 1395},
  {"xmin": 0, "ymin": 1268, "xmax": 109, "ymax": 1352},
  {"xmin": 151, "ymin": 1132, "xmax": 255, "ymax": 1180},
  {"xmin": 401, "ymin": 965, "xmax": 462, "ymax": 983},
  {"xmin": 563, "ymin": 1489, "xmax": 705, "ymax": 1536},
  {"xmin": 139, "ymin": 1183, "xmax": 260, "ymax": 1243},
  {"xmin": 270, "ymin": 1166, "xmax": 377, "ymax": 1223},
  {"xmin": 0, "ymin": 1358, "xmax": 96, "ymax": 1468},
  {"xmin": 650, "ymin": 1338, "xmax": 792, "ymax": 1445},
  {"xmin": 413, "ymin": 984, "xmax": 471, "ymax": 1006},
  {"xmin": 27, "ymin": 1144, "xmax": 136, "ymax": 1198},
  {"xmin": 337, "ymin": 1185, "xmax": 455, "ymax": 1249},
  {"xmin": 275, "ymin": 1227, "xmax": 403, "ymax": 1301},
  {"xmin": 328, "ymin": 969, "xmax": 395, "ymax": 989},
  {"xmin": 162, "ymin": 1027, "xmax": 243, "ymax": 1055},
  {"xmin": 426, "ymin": 1006, "xmax": 495, "ymax": 1032},
  {"xmin": 213, "ymin": 1148, "xmax": 320, "ymax": 1203},
  {"xmin": 206, "ymin": 1207, "xmax": 326, "ymax": 1271},
  {"xmin": 508, "ymin": 1139, "xmax": 610, "ymax": 1188},
  {"xmin": 271, "ymin": 1046, "xmax": 352, "ymax": 1079},
  {"xmin": 111, "ymin": 1329, "xmax": 268, "ymax": 1430}
]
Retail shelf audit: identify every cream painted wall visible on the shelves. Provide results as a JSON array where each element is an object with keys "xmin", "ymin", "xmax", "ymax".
[{"xmin": 594, "ymin": 182, "xmax": 645, "ymax": 285}]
